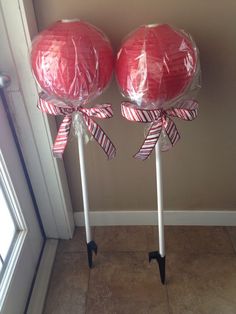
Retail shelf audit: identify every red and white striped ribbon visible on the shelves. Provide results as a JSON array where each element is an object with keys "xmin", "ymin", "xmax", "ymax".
[
  {"xmin": 38, "ymin": 92, "xmax": 116, "ymax": 159},
  {"xmin": 121, "ymin": 100, "xmax": 198, "ymax": 160}
]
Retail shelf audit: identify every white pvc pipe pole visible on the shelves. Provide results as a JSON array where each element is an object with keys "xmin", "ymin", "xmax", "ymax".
[
  {"xmin": 78, "ymin": 132, "xmax": 92, "ymax": 243},
  {"xmin": 155, "ymin": 141, "xmax": 165, "ymax": 257}
]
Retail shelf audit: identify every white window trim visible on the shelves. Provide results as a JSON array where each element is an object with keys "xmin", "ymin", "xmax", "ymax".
[{"xmin": 0, "ymin": 0, "xmax": 74, "ymax": 239}]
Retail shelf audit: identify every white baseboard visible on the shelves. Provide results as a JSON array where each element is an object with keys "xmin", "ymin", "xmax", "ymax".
[
  {"xmin": 27, "ymin": 239, "xmax": 58, "ymax": 314},
  {"xmin": 74, "ymin": 210, "xmax": 236, "ymax": 226}
]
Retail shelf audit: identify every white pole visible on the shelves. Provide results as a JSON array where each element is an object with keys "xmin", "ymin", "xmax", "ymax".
[
  {"xmin": 78, "ymin": 132, "xmax": 92, "ymax": 243},
  {"xmin": 155, "ymin": 141, "xmax": 165, "ymax": 257}
]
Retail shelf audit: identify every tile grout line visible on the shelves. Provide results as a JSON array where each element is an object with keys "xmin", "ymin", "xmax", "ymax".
[
  {"xmin": 165, "ymin": 281, "xmax": 173, "ymax": 314},
  {"xmin": 224, "ymin": 227, "xmax": 236, "ymax": 255},
  {"xmin": 84, "ymin": 265, "xmax": 91, "ymax": 314}
]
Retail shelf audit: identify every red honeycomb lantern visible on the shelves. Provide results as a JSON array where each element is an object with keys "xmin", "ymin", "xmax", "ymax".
[
  {"xmin": 31, "ymin": 20, "xmax": 113, "ymax": 103},
  {"xmin": 115, "ymin": 24, "xmax": 197, "ymax": 107}
]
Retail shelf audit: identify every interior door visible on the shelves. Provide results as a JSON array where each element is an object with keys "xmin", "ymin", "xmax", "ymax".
[{"xmin": 0, "ymin": 84, "xmax": 44, "ymax": 313}]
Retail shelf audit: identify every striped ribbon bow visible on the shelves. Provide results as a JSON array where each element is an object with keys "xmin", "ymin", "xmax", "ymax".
[
  {"xmin": 121, "ymin": 99, "xmax": 198, "ymax": 160},
  {"xmin": 38, "ymin": 92, "xmax": 116, "ymax": 159}
]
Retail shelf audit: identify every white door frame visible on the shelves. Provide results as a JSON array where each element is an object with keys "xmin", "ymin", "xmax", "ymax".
[
  {"xmin": 0, "ymin": 90, "xmax": 44, "ymax": 314},
  {"xmin": 0, "ymin": 0, "xmax": 74, "ymax": 239}
]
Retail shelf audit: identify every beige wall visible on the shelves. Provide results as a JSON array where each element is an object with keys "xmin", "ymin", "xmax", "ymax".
[{"xmin": 34, "ymin": 0, "xmax": 236, "ymax": 212}]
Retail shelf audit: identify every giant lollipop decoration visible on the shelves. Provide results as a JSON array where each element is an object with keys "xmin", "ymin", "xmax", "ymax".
[
  {"xmin": 116, "ymin": 24, "xmax": 200, "ymax": 283},
  {"xmin": 116, "ymin": 24, "xmax": 197, "ymax": 107},
  {"xmin": 31, "ymin": 20, "xmax": 116, "ymax": 267}
]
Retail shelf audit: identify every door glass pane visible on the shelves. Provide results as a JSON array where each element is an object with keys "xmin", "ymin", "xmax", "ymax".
[{"xmin": 0, "ymin": 183, "xmax": 16, "ymax": 275}]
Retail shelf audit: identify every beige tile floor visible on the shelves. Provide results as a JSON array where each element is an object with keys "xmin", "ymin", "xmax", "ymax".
[{"xmin": 44, "ymin": 226, "xmax": 236, "ymax": 314}]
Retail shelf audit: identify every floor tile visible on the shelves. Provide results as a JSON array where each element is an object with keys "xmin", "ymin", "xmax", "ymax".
[
  {"xmin": 57, "ymin": 227, "xmax": 94, "ymax": 254},
  {"xmin": 148, "ymin": 226, "xmax": 234, "ymax": 254},
  {"xmin": 226, "ymin": 227, "xmax": 236, "ymax": 252},
  {"xmin": 87, "ymin": 252, "xmax": 169, "ymax": 314},
  {"xmin": 44, "ymin": 226, "xmax": 236, "ymax": 314},
  {"xmin": 94, "ymin": 226, "xmax": 152, "ymax": 252},
  {"xmin": 43, "ymin": 253, "xmax": 89, "ymax": 314},
  {"xmin": 167, "ymin": 253, "xmax": 236, "ymax": 314}
]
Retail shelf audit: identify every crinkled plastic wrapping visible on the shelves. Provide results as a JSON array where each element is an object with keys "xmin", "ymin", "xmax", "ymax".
[
  {"xmin": 31, "ymin": 19, "xmax": 114, "ymax": 105},
  {"xmin": 115, "ymin": 24, "xmax": 201, "ymax": 109}
]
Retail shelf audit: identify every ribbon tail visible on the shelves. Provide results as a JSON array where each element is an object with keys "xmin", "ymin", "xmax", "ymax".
[
  {"xmin": 52, "ymin": 115, "xmax": 72, "ymax": 158},
  {"xmin": 166, "ymin": 100, "xmax": 198, "ymax": 121},
  {"xmin": 82, "ymin": 114, "xmax": 116, "ymax": 159},
  {"xmin": 164, "ymin": 116, "xmax": 180, "ymax": 148},
  {"xmin": 134, "ymin": 119, "xmax": 162, "ymax": 160}
]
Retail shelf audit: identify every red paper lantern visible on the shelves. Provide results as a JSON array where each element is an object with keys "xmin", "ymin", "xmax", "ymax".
[
  {"xmin": 31, "ymin": 20, "xmax": 113, "ymax": 103},
  {"xmin": 115, "ymin": 24, "xmax": 198, "ymax": 107}
]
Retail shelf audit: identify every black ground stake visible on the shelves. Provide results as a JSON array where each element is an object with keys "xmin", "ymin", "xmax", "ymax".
[
  {"xmin": 149, "ymin": 251, "xmax": 166, "ymax": 284},
  {"xmin": 87, "ymin": 240, "xmax": 98, "ymax": 268}
]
